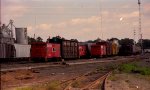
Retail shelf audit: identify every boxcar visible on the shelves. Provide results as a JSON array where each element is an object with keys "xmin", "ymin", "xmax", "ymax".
[
  {"xmin": 61, "ymin": 40, "xmax": 79, "ymax": 59},
  {"xmin": 14, "ymin": 44, "xmax": 31, "ymax": 58},
  {"xmin": 111, "ymin": 42, "xmax": 119, "ymax": 56},
  {"xmin": 48, "ymin": 38, "xmax": 79, "ymax": 59},
  {"xmin": 106, "ymin": 42, "xmax": 112, "ymax": 56},
  {"xmin": 83, "ymin": 42, "xmax": 96, "ymax": 58},
  {"xmin": 119, "ymin": 44, "xmax": 141, "ymax": 56},
  {"xmin": 91, "ymin": 44, "xmax": 106, "ymax": 58},
  {"xmin": 31, "ymin": 42, "xmax": 60, "ymax": 61},
  {"xmin": 79, "ymin": 45, "xmax": 87, "ymax": 58},
  {"xmin": 97, "ymin": 42, "xmax": 112, "ymax": 56},
  {"xmin": 119, "ymin": 44, "xmax": 133, "ymax": 56}
]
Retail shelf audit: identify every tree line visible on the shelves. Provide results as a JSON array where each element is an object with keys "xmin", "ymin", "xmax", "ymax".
[{"xmin": 28, "ymin": 36, "xmax": 150, "ymax": 49}]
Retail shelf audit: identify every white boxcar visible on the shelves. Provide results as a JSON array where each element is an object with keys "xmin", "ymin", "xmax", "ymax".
[{"xmin": 14, "ymin": 44, "xmax": 31, "ymax": 58}]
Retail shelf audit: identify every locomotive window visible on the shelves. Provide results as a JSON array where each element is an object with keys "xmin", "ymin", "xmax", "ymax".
[{"xmin": 52, "ymin": 48, "xmax": 56, "ymax": 52}]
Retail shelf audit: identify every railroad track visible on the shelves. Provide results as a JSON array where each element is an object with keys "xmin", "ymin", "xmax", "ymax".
[
  {"xmin": 1, "ymin": 56, "xmax": 138, "ymax": 72},
  {"xmin": 62, "ymin": 71, "xmax": 112, "ymax": 90}
]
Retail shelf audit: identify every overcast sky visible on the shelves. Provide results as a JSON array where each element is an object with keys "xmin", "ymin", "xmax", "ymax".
[{"xmin": 1, "ymin": 0, "xmax": 150, "ymax": 41}]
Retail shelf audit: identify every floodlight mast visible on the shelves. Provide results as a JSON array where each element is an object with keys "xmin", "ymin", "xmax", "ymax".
[{"xmin": 138, "ymin": 0, "xmax": 143, "ymax": 54}]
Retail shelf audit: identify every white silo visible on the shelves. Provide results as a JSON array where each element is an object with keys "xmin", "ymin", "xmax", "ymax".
[{"xmin": 15, "ymin": 28, "xmax": 28, "ymax": 44}]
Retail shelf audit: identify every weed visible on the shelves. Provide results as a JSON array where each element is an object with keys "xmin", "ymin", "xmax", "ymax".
[
  {"xmin": 16, "ymin": 81, "xmax": 61, "ymax": 90},
  {"xmin": 16, "ymin": 87, "xmax": 33, "ymax": 90},
  {"xmin": 118, "ymin": 63, "xmax": 150, "ymax": 75},
  {"xmin": 45, "ymin": 81, "xmax": 61, "ymax": 90}
]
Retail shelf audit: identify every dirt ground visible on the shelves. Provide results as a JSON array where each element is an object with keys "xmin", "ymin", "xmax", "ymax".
[
  {"xmin": 1, "ymin": 60, "xmax": 125, "ymax": 90},
  {"xmin": 0, "ymin": 54, "xmax": 149, "ymax": 90}
]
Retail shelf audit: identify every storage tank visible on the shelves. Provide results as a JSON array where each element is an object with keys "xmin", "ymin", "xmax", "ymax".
[{"xmin": 15, "ymin": 28, "xmax": 28, "ymax": 44}]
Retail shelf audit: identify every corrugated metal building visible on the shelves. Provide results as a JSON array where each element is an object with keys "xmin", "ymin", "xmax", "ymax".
[{"xmin": 0, "ymin": 24, "xmax": 15, "ymax": 58}]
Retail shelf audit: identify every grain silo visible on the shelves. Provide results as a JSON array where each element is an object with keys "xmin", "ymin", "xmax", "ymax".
[{"xmin": 15, "ymin": 28, "xmax": 28, "ymax": 44}]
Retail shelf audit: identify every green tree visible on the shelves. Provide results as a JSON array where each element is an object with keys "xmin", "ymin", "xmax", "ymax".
[
  {"xmin": 28, "ymin": 36, "xmax": 36, "ymax": 44},
  {"xmin": 119, "ymin": 38, "xmax": 134, "ymax": 45},
  {"xmin": 36, "ymin": 36, "xmax": 43, "ymax": 42}
]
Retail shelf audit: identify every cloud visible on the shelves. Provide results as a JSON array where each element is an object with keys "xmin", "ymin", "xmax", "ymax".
[
  {"xmin": 70, "ymin": 16, "xmax": 101, "ymax": 25},
  {"xmin": 37, "ymin": 24, "xmax": 52, "ymax": 30},
  {"xmin": 119, "ymin": 11, "xmax": 139, "ymax": 19},
  {"xmin": 1, "ymin": 0, "xmax": 28, "ymax": 23},
  {"xmin": 26, "ymin": 16, "xmax": 102, "ymax": 41}
]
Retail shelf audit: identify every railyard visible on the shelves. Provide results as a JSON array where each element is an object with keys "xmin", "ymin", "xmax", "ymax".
[
  {"xmin": 1, "ymin": 54, "xmax": 149, "ymax": 90},
  {"xmin": 1, "ymin": 0, "xmax": 150, "ymax": 90}
]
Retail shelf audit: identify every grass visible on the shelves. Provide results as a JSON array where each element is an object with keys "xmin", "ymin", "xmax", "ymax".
[
  {"xmin": 118, "ymin": 63, "xmax": 150, "ymax": 75},
  {"xmin": 45, "ymin": 81, "xmax": 61, "ymax": 90},
  {"xmin": 108, "ymin": 74, "xmax": 117, "ymax": 81}
]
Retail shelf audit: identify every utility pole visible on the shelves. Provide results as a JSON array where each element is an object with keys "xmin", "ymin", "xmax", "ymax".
[{"xmin": 138, "ymin": 0, "xmax": 143, "ymax": 54}]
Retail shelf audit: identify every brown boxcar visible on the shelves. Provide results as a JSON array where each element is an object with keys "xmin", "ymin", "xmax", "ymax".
[
  {"xmin": 31, "ymin": 42, "xmax": 61, "ymax": 61},
  {"xmin": 48, "ymin": 38, "xmax": 79, "ymax": 59},
  {"xmin": 61, "ymin": 40, "xmax": 79, "ymax": 59}
]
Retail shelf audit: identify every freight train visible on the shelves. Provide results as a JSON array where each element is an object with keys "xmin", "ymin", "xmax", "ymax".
[
  {"xmin": 0, "ymin": 36, "xmax": 141, "ymax": 61},
  {"xmin": 30, "ymin": 37, "xmax": 141, "ymax": 61},
  {"xmin": 0, "ymin": 21, "xmax": 141, "ymax": 61}
]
